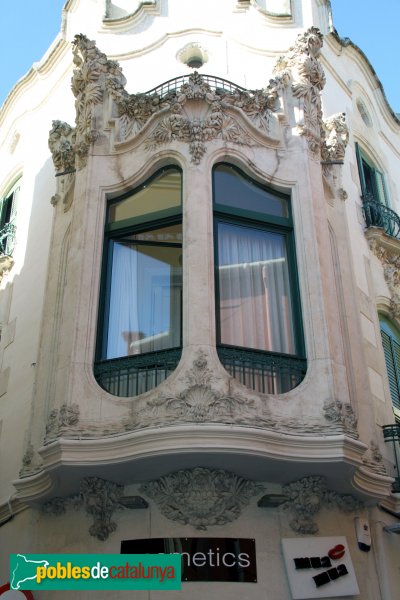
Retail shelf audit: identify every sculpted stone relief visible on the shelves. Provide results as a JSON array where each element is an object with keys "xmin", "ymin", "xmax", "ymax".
[
  {"xmin": 43, "ymin": 476, "xmax": 148, "ymax": 541},
  {"xmin": 369, "ymin": 238, "xmax": 400, "ymax": 320},
  {"xmin": 280, "ymin": 476, "xmax": 363, "ymax": 534},
  {"xmin": 323, "ymin": 398, "xmax": 358, "ymax": 439},
  {"xmin": 48, "ymin": 28, "xmax": 348, "ymax": 174},
  {"xmin": 36, "ymin": 351, "xmax": 358, "ymax": 443},
  {"xmin": 140, "ymin": 467, "xmax": 264, "ymax": 530},
  {"xmin": 42, "ymin": 472, "xmax": 363, "ymax": 539},
  {"xmin": 109, "ymin": 70, "xmax": 279, "ymax": 163},
  {"xmin": 45, "ymin": 403, "xmax": 80, "ymax": 442}
]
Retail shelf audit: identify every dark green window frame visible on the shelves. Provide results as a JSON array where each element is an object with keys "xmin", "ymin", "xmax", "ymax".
[
  {"xmin": 355, "ymin": 143, "xmax": 400, "ymax": 239},
  {"xmin": 213, "ymin": 162, "xmax": 306, "ymax": 394},
  {"xmin": 356, "ymin": 143, "xmax": 389, "ymax": 207},
  {"xmin": 0, "ymin": 181, "xmax": 19, "ymax": 257},
  {"xmin": 380, "ymin": 315, "xmax": 400, "ymax": 423},
  {"xmin": 94, "ymin": 166, "xmax": 183, "ymax": 397}
]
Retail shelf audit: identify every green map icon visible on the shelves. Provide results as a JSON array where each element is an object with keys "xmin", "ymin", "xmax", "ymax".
[{"xmin": 11, "ymin": 554, "xmax": 49, "ymax": 589}]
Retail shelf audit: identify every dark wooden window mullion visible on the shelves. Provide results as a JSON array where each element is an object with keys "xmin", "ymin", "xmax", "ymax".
[{"xmin": 390, "ymin": 336, "xmax": 400, "ymax": 410}]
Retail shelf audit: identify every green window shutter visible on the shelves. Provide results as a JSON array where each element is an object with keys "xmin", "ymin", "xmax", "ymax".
[
  {"xmin": 381, "ymin": 329, "xmax": 400, "ymax": 411},
  {"xmin": 355, "ymin": 142, "xmax": 367, "ymax": 195},
  {"xmin": 374, "ymin": 169, "xmax": 390, "ymax": 207}
]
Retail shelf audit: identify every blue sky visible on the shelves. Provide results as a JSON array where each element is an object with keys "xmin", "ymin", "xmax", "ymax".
[{"xmin": 1, "ymin": 1, "xmax": 399, "ymax": 112}]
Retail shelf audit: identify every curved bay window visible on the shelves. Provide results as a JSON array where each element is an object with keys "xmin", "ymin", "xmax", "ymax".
[
  {"xmin": 94, "ymin": 167, "xmax": 183, "ymax": 397},
  {"xmin": 213, "ymin": 163, "xmax": 306, "ymax": 394}
]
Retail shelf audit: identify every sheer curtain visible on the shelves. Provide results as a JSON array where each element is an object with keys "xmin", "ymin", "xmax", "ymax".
[
  {"xmin": 218, "ymin": 223, "xmax": 295, "ymax": 355},
  {"xmin": 107, "ymin": 241, "xmax": 139, "ymax": 359},
  {"xmin": 106, "ymin": 242, "xmax": 181, "ymax": 359}
]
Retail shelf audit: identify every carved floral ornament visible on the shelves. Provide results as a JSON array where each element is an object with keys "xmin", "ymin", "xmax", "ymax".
[
  {"xmin": 40, "ymin": 350, "xmax": 359, "ymax": 441},
  {"xmin": 140, "ymin": 467, "xmax": 264, "ymax": 530},
  {"xmin": 369, "ymin": 238, "xmax": 400, "ymax": 320},
  {"xmin": 48, "ymin": 28, "xmax": 349, "ymax": 174},
  {"xmin": 42, "ymin": 472, "xmax": 363, "ymax": 540}
]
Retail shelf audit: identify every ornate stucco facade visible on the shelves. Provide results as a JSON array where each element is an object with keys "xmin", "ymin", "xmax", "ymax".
[{"xmin": 0, "ymin": 1, "xmax": 399, "ymax": 598}]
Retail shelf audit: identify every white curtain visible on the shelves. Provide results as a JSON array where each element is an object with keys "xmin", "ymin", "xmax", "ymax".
[
  {"xmin": 106, "ymin": 241, "xmax": 181, "ymax": 359},
  {"xmin": 218, "ymin": 223, "xmax": 295, "ymax": 355}
]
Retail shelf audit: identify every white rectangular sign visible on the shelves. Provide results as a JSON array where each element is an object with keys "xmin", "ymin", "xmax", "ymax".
[{"xmin": 282, "ymin": 537, "xmax": 359, "ymax": 599}]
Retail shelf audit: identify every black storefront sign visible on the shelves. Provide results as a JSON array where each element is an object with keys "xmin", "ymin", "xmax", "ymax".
[{"xmin": 121, "ymin": 537, "xmax": 257, "ymax": 582}]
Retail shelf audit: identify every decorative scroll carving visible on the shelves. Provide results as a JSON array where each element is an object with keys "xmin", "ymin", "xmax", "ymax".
[
  {"xmin": 42, "ymin": 477, "xmax": 148, "ymax": 541},
  {"xmin": 323, "ymin": 398, "xmax": 358, "ymax": 438},
  {"xmin": 49, "ymin": 350, "xmax": 353, "ymax": 438},
  {"xmin": 321, "ymin": 112, "xmax": 349, "ymax": 162},
  {"xmin": 272, "ymin": 27, "xmax": 325, "ymax": 155},
  {"xmin": 140, "ymin": 467, "xmax": 264, "ymax": 530},
  {"xmin": 281, "ymin": 476, "xmax": 363, "ymax": 534},
  {"xmin": 45, "ymin": 403, "xmax": 80, "ymax": 440},
  {"xmin": 137, "ymin": 350, "xmax": 257, "ymax": 426},
  {"xmin": 369, "ymin": 239, "xmax": 400, "ymax": 319},
  {"xmin": 109, "ymin": 70, "xmax": 279, "ymax": 163}
]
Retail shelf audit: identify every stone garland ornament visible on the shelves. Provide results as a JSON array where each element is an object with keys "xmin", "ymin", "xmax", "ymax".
[
  {"xmin": 265, "ymin": 475, "xmax": 363, "ymax": 535},
  {"xmin": 140, "ymin": 467, "xmax": 264, "ymax": 530},
  {"xmin": 42, "ymin": 476, "xmax": 148, "ymax": 541},
  {"xmin": 369, "ymin": 239, "xmax": 400, "ymax": 320}
]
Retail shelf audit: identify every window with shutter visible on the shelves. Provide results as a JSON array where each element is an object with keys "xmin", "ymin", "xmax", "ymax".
[
  {"xmin": 0, "ymin": 180, "xmax": 19, "ymax": 258},
  {"xmin": 380, "ymin": 316, "xmax": 400, "ymax": 423}
]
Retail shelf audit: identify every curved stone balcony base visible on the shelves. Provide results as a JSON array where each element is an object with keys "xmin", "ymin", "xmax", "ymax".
[{"xmin": 12, "ymin": 425, "xmax": 392, "ymax": 506}]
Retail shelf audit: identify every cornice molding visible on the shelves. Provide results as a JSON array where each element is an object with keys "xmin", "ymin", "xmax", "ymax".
[
  {"xmin": 103, "ymin": 0, "xmax": 159, "ymax": 31},
  {"xmin": 0, "ymin": 38, "xmax": 70, "ymax": 126},
  {"xmin": 326, "ymin": 32, "xmax": 400, "ymax": 131},
  {"xmin": 0, "ymin": 497, "xmax": 29, "ymax": 527}
]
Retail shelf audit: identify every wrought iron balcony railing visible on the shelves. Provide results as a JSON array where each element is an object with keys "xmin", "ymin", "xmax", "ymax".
[
  {"xmin": 382, "ymin": 423, "xmax": 400, "ymax": 493},
  {"xmin": 143, "ymin": 73, "xmax": 248, "ymax": 99},
  {"xmin": 0, "ymin": 222, "xmax": 16, "ymax": 257},
  {"xmin": 94, "ymin": 348, "xmax": 182, "ymax": 397},
  {"xmin": 217, "ymin": 346, "xmax": 307, "ymax": 395},
  {"xmin": 362, "ymin": 193, "xmax": 400, "ymax": 240}
]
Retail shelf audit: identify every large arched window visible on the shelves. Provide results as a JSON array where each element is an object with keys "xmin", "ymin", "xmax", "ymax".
[
  {"xmin": 94, "ymin": 166, "xmax": 183, "ymax": 397},
  {"xmin": 380, "ymin": 315, "xmax": 400, "ymax": 423},
  {"xmin": 213, "ymin": 163, "xmax": 306, "ymax": 394}
]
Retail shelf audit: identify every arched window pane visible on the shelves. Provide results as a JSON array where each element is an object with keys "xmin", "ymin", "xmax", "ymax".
[{"xmin": 95, "ymin": 167, "xmax": 182, "ymax": 397}]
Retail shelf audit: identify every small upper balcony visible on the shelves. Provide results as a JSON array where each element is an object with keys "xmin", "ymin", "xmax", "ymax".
[{"xmin": 362, "ymin": 193, "xmax": 400, "ymax": 241}]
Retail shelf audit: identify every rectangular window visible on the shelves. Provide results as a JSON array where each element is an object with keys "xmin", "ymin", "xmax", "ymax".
[
  {"xmin": 217, "ymin": 222, "xmax": 296, "ymax": 355},
  {"xmin": 0, "ymin": 183, "xmax": 19, "ymax": 257}
]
